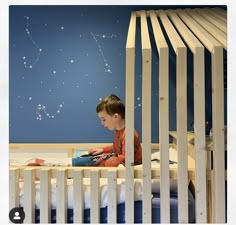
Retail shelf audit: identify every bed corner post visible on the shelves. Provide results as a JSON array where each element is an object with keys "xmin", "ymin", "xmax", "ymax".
[{"xmin": 125, "ymin": 10, "xmax": 136, "ymax": 224}]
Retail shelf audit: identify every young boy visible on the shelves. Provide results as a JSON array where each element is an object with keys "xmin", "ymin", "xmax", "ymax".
[{"xmin": 88, "ymin": 94, "xmax": 142, "ymax": 167}]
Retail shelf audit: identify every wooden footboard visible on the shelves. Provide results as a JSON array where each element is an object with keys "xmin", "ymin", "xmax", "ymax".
[{"xmin": 9, "ymin": 166, "xmax": 195, "ymax": 223}]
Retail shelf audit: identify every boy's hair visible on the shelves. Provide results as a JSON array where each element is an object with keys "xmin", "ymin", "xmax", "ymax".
[{"xmin": 96, "ymin": 94, "xmax": 125, "ymax": 119}]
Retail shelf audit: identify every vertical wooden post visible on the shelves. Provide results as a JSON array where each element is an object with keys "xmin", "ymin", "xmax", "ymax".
[
  {"xmin": 40, "ymin": 168, "xmax": 51, "ymax": 223},
  {"xmin": 108, "ymin": 169, "xmax": 117, "ymax": 223},
  {"xmin": 125, "ymin": 11, "xmax": 136, "ymax": 224},
  {"xmin": 73, "ymin": 169, "xmax": 84, "ymax": 223},
  {"xmin": 9, "ymin": 168, "xmax": 20, "ymax": 210},
  {"xmin": 24, "ymin": 168, "xmax": 36, "ymax": 223},
  {"xmin": 90, "ymin": 170, "xmax": 100, "ymax": 223},
  {"xmin": 140, "ymin": 10, "xmax": 152, "ymax": 223},
  {"xmin": 168, "ymin": 10, "xmax": 207, "ymax": 223},
  {"xmin": 178, "ymin": 9, "xmax": 226, "ymax": 223},
  {"xmin": 159, "ymin": 10, "xmax": 188, "ymax": 223},
  {"xmin": 150, "ymin": 10, "xmax": 170, "ymax": 223},
  {"xmin": 211, "ymin": 46, "xmax": 225, "ymax": 223},
  {"xmin": 176, "ymin": 46, "xmax": 188, "ymax": 224},
  {"xmin": 56, "ymin": 169, "xmax": 68, "ymax": 223}
]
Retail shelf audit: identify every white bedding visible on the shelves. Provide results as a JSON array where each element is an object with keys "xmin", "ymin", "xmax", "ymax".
[
  {"xmin": 19, "ymin": 177, "xmax": 179, "ymax": 209},
  {"xmin": 11, "ymin": 148, "xmax": 179, "ymax": 209}
]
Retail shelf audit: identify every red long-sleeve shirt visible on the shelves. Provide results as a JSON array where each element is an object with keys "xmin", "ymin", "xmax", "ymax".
[{"xmin": 97, "ymin": 127, "xmax": 142, "ymax": 167}]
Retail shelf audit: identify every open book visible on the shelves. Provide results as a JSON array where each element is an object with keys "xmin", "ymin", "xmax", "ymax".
[{"xmin": 73, "ymin": 150, "xmax": 89, "ymax": 157}]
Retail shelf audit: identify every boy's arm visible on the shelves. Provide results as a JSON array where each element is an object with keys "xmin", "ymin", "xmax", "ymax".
[
  {"xmin": 89, "ymin": 145, "xmax": 114, "ymax": 155},
  {"xmin": 103, "ymin": 137, "xmax": 126, "ymax": 166},
  {"xmin": 118, "ymin": 131, "xmax": 142, "ymax": 165},
  {"xmin": 103, "ymin": 131, "xmax": 142, "ymax": 166},
  {"xmin": 102, "ymin": 144, "xmax": 114, "ymax": 153}
]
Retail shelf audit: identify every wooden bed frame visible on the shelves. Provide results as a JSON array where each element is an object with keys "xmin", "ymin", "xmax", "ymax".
[{"xmin": 9, "ymin": 7, "xmax": 227, "ymax": 223}]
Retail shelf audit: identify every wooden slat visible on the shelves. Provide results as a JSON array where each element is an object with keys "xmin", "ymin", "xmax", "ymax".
[
  {"xmin": 40, "ymin": 169, "xmax": 51, "ymax": 223},
  {"xmin": 206, "ymin": 8, "xmax": 227, "ymax": 24},
  {"xmin": 211, "ymin": 46, "xmax": 225, "ymax": 223},
  {"xmin": 184, "ymin": 9, "xmax": 227, "ymax": 49},
  {"xmin": 167, "ymin": 10, "xmax": 203, "ymax": 52},
  {"xmin": 125, "ymin": 10, "xmax": 136, "ymax": 224},
  {"xmin": 73, "ymin": 169, "xmax": 84, "ymax": 223},
  {"xmin": 193, "ymin": 47, "xmax": 208, "ymax": 223},
  {"xmin": 178, "ymin": 9, "xmax": 226, "ymax": 223},
  {"xmin": 56, "ymin": 169, "xmax": 68, "ymax": 223},
  {"xmin": 212, "ymin": 7, "xmax": 227, "ymax": 19},
  {"xmin": 9, "ymin": 143, "xmax": 112, "ymax": 150},
  {"xmin": 177, "ymin": 10, "xmax": 223, "ymax": 52},
  {"xmin": 67, "ymin": 148, "xmax": 74, "ymax": 157},
  {"xmin": 158, "ymin": 9, "xmax": 188, "ymax": 223},
  {"xmin": 157, "ymin": 10, "xmax": 186, "ymax": 52},
  {"xmin": 90, "ymin": 170, "xmax": 100, "ymax": 223},
  {"xmin": 175, "ymin": 46, "xmax": 188, "ymax": 224},
  {"xmin": 207, "ymin": 173, "xmax": 213, "ymax": 223},
  {"xmin": 150, "ymin": 10, "xmax": 170, "ymax": 223},
  {"xmin": 10, "ymin": 165, "xmax": 196, "ymax": 179},
  {"xmin": 168, "ymin": 11, "xmax": 207, "ymax": 223},
  {"xmin": 210, "ymin": 8, "xmax": 227, "ymax": 23},
  {"xmin": 141, "ymin": 10, "xmax": 152, "ymax": 223},
  {"xmin": 9, "ymin": 168, "xmax": 20, "ymax": 209},
  {"xmin": 195, "ymin": 8, "xmax": 227, "ymax": 33},
  {"xmin": 10, "ymin": 165, "xmax": 196, "ymax": 180},
  {"xmin": 108, "ymin": 170, "xmax": 117, "ymax": 223},
  {"xmin": 24, "ymin": 168, "xmax": 36, "ymax": 223},
  {"xmin": 9, "ymin": 143, "xmax": 160, "ymax": 151}
]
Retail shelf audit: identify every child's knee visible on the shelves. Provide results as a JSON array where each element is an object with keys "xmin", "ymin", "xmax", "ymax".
[{"xmin": 104, "ymin": 156, "xmax": 120, "ymax": 167}]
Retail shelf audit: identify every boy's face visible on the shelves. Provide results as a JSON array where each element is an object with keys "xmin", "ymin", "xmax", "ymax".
[{"xmin": 97, "ymin": 110, "xmax": 118, "ymax": 130}]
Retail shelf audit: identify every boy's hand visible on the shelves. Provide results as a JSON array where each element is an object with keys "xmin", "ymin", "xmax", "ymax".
[{"xmin": 88, "ymin": 148, "xmax": 103, "ymax": 155}]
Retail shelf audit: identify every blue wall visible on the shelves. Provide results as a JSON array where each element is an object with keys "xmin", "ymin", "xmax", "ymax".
[{"xmin": 9, "ymin": 5, "xmax": 225, "ymax": 143}]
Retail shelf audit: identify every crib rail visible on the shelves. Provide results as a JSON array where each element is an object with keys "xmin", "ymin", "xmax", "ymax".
[
  {"xmin": 9, "ymin": 166, "xmax": 196, "ymax": 180},
  {"xmin": 9, "ymin": 166, "xmax": 196, "ymax": 223},
  {"xmin": 9, "ymin": 143, "xmax": 160, "ymax": 158}
]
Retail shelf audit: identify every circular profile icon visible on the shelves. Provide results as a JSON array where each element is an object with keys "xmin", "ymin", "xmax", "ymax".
[{"xmin": 9, "ymin": 207, "xmax": 25, "ymax": 223}]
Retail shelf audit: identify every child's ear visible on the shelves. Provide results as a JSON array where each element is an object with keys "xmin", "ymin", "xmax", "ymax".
[{"xmin": 114, "ymin": 113, "xmax": 119, "ymax": 119}]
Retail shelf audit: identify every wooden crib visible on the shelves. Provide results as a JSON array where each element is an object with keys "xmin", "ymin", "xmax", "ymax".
[{"xmin": 9, "ymin": 7, "xmax": 227, "ymax": 223}]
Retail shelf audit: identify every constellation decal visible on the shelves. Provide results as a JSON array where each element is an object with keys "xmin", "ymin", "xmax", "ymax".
[
  {"xmin": 135, "ymin": 97, "xmax": 142, "ymax": 109},
  {"xmin": 36, "ymin": 102, "xmax": 64, "ymax": 120},
  {"xmin": 91, "ymin": 32, "xmax": 116, "ymax": 74},
  {"xmin": 22, "ymin": 16, "xmax": 42, "ymax": 69}
]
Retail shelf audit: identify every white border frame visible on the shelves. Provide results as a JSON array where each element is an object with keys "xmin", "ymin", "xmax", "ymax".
[{"xmin": 1, "ymin": 0, "xmax": 234, "ymax": 224}]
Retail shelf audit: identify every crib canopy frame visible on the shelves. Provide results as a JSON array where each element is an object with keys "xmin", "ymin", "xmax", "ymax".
[{"xmin": 125, "ymin": 7, "xmax": 226, "ymax": 223}]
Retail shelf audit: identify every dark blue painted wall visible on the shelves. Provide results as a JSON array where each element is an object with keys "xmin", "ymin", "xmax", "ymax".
[{"xmin": 9, "ymin": 5, "xmax": 226, "ymax": 143}]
